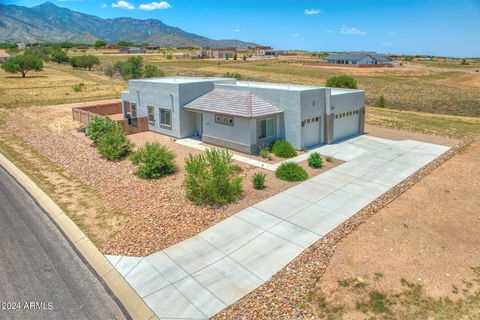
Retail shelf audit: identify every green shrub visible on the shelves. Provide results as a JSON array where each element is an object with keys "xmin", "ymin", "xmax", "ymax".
[
  {"xmin": 72, "ymin": 83, "xmax": 85, "ymax": 92},
  {"xmin": 259, "ymin": 148, "xmax": 273, "ymax": 160},
  {"xmin": 97, "ymin": 127, "xmax": 133, "ymax": 161},
  {"xmin": 85, "ymin": 116, "xmax": 118, "ymax": 143},
  {"xmin": 70, "ymin": 55, "xmax": 99, "ymax": 70},
  {"xmin": 184, "ymin": 148, "xmax": 243, "ymax": 205},
  {"xmin": 375, "ymin": 95, "xmax": 386, "ymax": 108},
  {"xmin": 223, "ymin": 72, "xmax": 242, "ymax": 80},
  {"xmin": 251, "ymin": 172, "xmax": 266, "ymax": 190},
  {"xmin": 130, "ymin": 142, "xmax": 176, "ymax": 179},
  {"xmin": 325, "ymin": 75, "xmax": 357, "ymax": 89},
  {"xmin": 307, "ymin": 152, "xmax": 324, "ymax": 168},
  {"xmin": 271, "ymin": 140, "xmax": 297, "ymax": 158},
  {"xmin": 275, "ymin": 162, "xmax": 308, "ymax": 182}
]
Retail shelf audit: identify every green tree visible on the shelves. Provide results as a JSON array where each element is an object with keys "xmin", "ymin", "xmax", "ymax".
[
  {"xmin": 116, "ymin": 41, "xmax": 134, "ymax": 48},
  {"xmin": 233, "ymin": 52, "xmax": 237, "ymax": 60},
  {"xmin": 123, "ymin": 56, "xmax": 144, "ymax": 80},
  {"xmin": 94, "ymin": 40, "xmax": 107, "ymax": 48},
  {"xmin": 51, "ymin": 49, "xmax": 70, "ymax": 64},
  {"xmin": 1, "ymin": 54, "xmax": 43, "ymax": 78},
  {"xmin": 325, "ymin": 75, "xmax": 357, "ymax": 89},
  {"xmin": 143, "ymin": 65, "xmax": 165, "ymax": 78},
  {"xmin": 70, "ymin": 55, "xmax": 100, "ymax": 70}
]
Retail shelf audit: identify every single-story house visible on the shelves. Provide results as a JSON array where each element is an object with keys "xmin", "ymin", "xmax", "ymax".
[
  {"xmin": 325, "ymin": 52, "xmax": 390, "ymax": 65},
  {"xmin": 121, "ymin": 77, "xmax": 365, "ymax": 154},
  {"xmin": 260, "ymin": 49, "xmax": 288, "ymax": 56},
  {"xmin": 0, "ymin": 49, "xmax": 11, "ymax": 63},
  {"xmin": 119, "ymin": 47, "xmax": 146, "ymax": 54},
  {"xmin": 209, "ymin": 48, "xmax": 236, "ymax": 59}
]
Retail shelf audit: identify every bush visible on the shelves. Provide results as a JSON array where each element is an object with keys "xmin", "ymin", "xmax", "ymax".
[
  {"xmin": 70, "ymin": 55, "xmax": 99, "ymax": 70},
  {"xmin": 184, "ymin": 148, "xmax": 243, "ymax": 205},
  {"xmin": 85, "ymin": 116, "xmax": 118, "ymax": 143},
  {"xmin": 224, "ymin": 72, "xmax": 242, "ymax": 80},
  {"xmin": 72, "ymin": 83, "xmax": 85, "ymax": 92},
  {"xmin": 143, "ymin": 64, "xmax": 165, "ymax": 78},
  {"xmin": 271, "ymin": 140, "xmax": 297, "ymax": 158},
  {"xmin": 275, "ymin": 162, "xmax": 308, "ymax": 182},
  {"xmin": 375, "ymin": 95, "xmax": 386, "ymax": 108},
  {"xmin": 259, "ymin": 148, "xmax": 273, "ymax": 160},
  {"xmin": 307, "ymin": 152, "xmax": 324, "ymax": 168},
  {"xmin": 325, "ymin": 75, "xmax": 357, "ymax": 89},
  {"xmin": 251, "ymin": 172, "xmax": 266, "ymax": 190},
  {"xmin": 51, "ymin": 49, "xmax": 70, "ymax": 64},
  {"xmin": 97, "ymin": 127, "xmax": 132, "ymax": 161},
  {"xmin": 130, "ymin": 142, "xmax": 176, "ymax": 179}
]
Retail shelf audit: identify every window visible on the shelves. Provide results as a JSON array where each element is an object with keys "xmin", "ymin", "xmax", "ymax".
[
  {"xmin": 316, "ymin": 116, "xmax": 320, "ymax": 121},
  {"xmin": 335, "ymin": 114, "xmax": 338, "ymax": 119},
  {"xmin": 147, "ymin": 106, "xmax": 155, "ymax": 123},
  {"xmin": 130, "ymin": 102, "xmax": 137, "ymax": 118},
  {"xmin": 215, "ymin": 114, "xmax": 234, "ymax": 126},
  {"xmin": 259, "ymin": 118, "xmax": 275, "ymax": 139},
  {"xmin": 160, "ymin": 108, "xmax": 171, "ymax": 127}
]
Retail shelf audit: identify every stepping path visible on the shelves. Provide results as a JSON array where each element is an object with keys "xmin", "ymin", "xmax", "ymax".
[{"xmin": 106, "ymin": 135, "xmax": 450, "ymax": 319}]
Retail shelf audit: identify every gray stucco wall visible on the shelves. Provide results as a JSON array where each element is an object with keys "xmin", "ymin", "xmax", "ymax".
[{"xmin": 299, "ymin": 89, "xmax": 326, "ymax": 147}]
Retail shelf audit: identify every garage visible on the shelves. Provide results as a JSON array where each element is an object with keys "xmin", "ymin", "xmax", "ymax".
[
  {"xmin": 303, "ymin": 116, "xmax": 322, "ymax": 147},
  {"xmin": 333, "ymin": 109, "xmax": 360, "ymax": 141}
]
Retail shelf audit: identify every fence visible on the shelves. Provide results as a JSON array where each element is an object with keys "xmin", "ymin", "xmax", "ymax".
[{"xmin": 72, "ymin": 101, "xmax": 148, "ymax": 135}]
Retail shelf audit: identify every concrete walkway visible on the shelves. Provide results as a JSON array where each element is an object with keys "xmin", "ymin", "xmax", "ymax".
[{"xmin": 106, "ymin": 136, "xmax": 450, "ymax": 319}]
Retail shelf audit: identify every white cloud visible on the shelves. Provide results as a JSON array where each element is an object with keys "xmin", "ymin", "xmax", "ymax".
[
  {"xmin": 304, "ymin": 9, "xmax": 320, "ymax": 15},
  {"xmin": 112, "ymin": 0, "xmax": 134, "ymax": 9},
  {"xmin": 339, "ymin": 25, "xmax": 366, "ymax": 35},
  {"xmin": 138, "ymin": 1, "xmax": 171, "ymax": 10},
  {"xmin": 100, "ymin": 3, "xmax": 108, "ymax": 8},
  {"xmin": 233, "ymin": 28, "xmax": 240, "ymax": 32},
  {"xmin": 293, "ymin": 33, "xmax": 300, "ymax": 37}
]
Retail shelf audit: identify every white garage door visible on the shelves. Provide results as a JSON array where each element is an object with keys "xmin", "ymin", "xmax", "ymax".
[
  {"xmin": 303, "ymin": 116, "xmax": 322, "ymax": 147},
  {"xmin": 333, "ymin": 111, "xmax": 360, "ymax": 141}
]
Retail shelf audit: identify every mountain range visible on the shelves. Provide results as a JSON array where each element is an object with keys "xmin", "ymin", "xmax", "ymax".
[{"xmin": 0, "ymin": 2, "xmax": 258, "ymax": 48}]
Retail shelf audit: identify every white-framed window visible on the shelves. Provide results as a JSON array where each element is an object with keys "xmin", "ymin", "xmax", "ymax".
[
  {"xmin": 147, "ymin": 106, "xmax": 155, "ymax": 123},
  {"xmin": 259, "ymin": 117, "xmax": 275, "ymax": 139},
  {"xmin": 215, "ymin": 114, "xmax": 234, "ymax": 126},
  {"xmin": 160, "ymin": 108, "xmax": 171, "ymax": 127},
  {"xmin": 130, "ymin": 102, "xmax": 137, "ymax": 118}
]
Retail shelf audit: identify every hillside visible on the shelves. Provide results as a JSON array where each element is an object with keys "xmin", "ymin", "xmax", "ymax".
[{"xmin": 0, "ymin": 2, "xmax": 258, "ymax": 48}]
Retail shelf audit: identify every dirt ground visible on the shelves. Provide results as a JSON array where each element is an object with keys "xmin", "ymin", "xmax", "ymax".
[{"xmin": 310, "ymin": 138, "xmax": 480, "ymax": 318}]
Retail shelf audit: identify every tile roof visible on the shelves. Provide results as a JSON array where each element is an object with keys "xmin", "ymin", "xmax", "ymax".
[{"xmin": 183, "ymin": 89, "xmax": 282, "ymax": 118}]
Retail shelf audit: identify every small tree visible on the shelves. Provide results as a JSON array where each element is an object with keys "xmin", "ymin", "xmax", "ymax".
[
  {"xmin": 242, "ymin": 55, "xmax": 247, "ymax": 61},
  {"xmin": 123, "ymin": 56, "xmax": 144, "ymax": 80},
  {"xmin": 130, "ymin": 143, "xmax": 176, "ymax": 179},
  {"xmin": 325, "ymin": 75, "xmax": 357, "ymax": 89},
  {"xmin": 143, "ymin": 65, "xmax": 165, "ymax": 78},
  {"xmin": 1, "ymin": 54, "xmax": 43, "ymax": 78},
  {"xmin": 375, "ymin": 95, "xmax": 386, "ymax": 108},
  {"xmin": 51, "ymin": 49, "xmax": 70, "ymax": 64},
  {"xmin": 94, "ymin": 40, "xmax": 107, "ymax": 48},
  {"xmin": 184, "ymin": 148, "xmax": 243, "ymax": 205},
  {"xmin": 233, "ymin": 52, "xmax": 237, "ymax": 61},
  {"xmin": 70, "ymin": 55, "xmax": 100, "ymax": 70},
  {"xmin": 461, "ymin": 59, "xmax": 469, "ymax": 65}
]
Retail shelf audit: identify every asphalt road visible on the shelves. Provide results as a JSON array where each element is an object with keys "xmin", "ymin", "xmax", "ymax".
[{"xmin": 0, "ymin": 166, "xmax": 127, "ymax": 320}]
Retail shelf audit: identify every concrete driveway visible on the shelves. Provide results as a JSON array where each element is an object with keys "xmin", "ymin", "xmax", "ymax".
[{"xmin": 106, "ymin": 135, "xmax": 450, "ymax": 319}]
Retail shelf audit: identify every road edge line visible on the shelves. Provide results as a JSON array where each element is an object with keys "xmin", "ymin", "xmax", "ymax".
[{"xmin": 0, "ymin": 153, "xmax": 157, "ymax": 320}]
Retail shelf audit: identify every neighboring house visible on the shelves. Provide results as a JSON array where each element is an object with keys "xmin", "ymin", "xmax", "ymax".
[
  {"xmin": 0, "ymin": 49, "xmax": 11, "ymax": 63},
  {"xmin": 121, "ymin": 77, "xmax": 365, "ymax": 154},
  {"xmin": 119, "ymin": 47, "xmax": 146, "ymax": 54},
  {"xmin": 209, "ymin": 48, "xmax": 236, "ymax": 59},
  {"xmin": 259, "ymin": 49, "xmax": 289, "ymax": 56},
  {"xmin": 325, "ymin": 52, "xmax": 390, "ymax": 65}
]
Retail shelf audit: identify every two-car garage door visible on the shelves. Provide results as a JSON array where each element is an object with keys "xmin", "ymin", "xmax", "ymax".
[{"xmin": 333, "ymin": 110, "xmax": 360, "ymax": 141}]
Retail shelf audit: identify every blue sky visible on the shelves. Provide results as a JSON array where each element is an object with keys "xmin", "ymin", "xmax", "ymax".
[{"xmin": 6, "ymin": 0, "xmax": 480, "ymax": 57}]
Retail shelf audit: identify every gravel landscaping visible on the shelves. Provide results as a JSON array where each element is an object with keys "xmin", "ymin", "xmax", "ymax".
[{"xmin": 2, "ymin": 105, "xmax": 339, "ymax": 256}]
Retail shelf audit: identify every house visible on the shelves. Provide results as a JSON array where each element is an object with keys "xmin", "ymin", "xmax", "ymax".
[
  {"xmin": 0, "ymin": 49, "xmax": 11, "ymax": 63},
  {"xmin": 260, "ymin": 49, "xmax": 289, "ymax": 56},
  {"xmin": 209, "ymin": 48, "xmax": 236, "ymax": 59},
  {"xmin": 120, "ymin": 77, "xmax": 365, "ymax": 154},
  {"xmin": 325, "ymin": 52, "xmax": 390, "ymax": 65},
  {"xmin": 119, "ymin": 47, "xmax": 146, "ymax": 54}
]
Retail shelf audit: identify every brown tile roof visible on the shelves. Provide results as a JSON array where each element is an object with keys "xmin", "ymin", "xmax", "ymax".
[
  {"xmin": 0, "ymin": 49, "xmax": 10, "ymax": 58},
  {"xmin": 183, "ymin": 89, "xmax": 282, "ymax": 118}
]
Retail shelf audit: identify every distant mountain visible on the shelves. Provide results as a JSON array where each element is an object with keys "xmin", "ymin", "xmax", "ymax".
[{"xmin": 0, "ymin": 2, "xmax": 258, "ymax": 48}]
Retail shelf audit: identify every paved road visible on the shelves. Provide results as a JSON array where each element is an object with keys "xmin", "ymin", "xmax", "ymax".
[{"xmin": 0, "ymin": 166, "xmax": 127, "ymax": 320}]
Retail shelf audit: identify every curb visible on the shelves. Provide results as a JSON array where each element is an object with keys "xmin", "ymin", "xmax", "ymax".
[{"xmin": 0, "ymin": 153, "xmax": 158, "ymax": 320}]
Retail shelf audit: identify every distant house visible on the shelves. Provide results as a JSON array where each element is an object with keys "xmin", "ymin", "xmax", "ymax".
[
  {"xmin": 0, "ymin": 49, "xmax": 11, "ymax": 63},
  {"xmin": 260, "ymin": 49, "xmax": 288, "ymax": 56},
  {"xmin": 119, "ymin": 47, "xmax": 146, "ymax": 54},
  {"xmin": 145, "ymin": 45, "xmax": 161, "ymax": 50},
  {"xmin": 325, "ymin": 52, "xmax": 390, "ymax": 65},
  {"xmin": 209, "ymin": 48, "xmax": 236, "ymax": 59}
]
